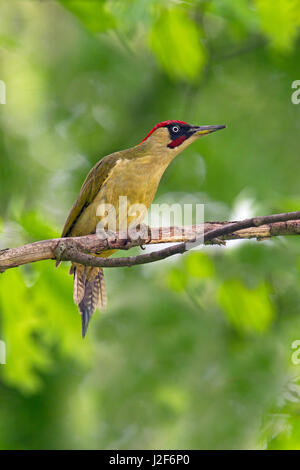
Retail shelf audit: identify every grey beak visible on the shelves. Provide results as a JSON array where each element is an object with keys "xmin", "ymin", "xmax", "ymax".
[{"xmin": 192, "ymin": 125, "xmax": 226, "ymax": 136}]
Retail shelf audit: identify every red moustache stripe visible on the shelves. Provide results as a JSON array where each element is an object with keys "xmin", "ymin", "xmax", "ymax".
[{"xmin": 167, "ymin": 135, "xmax": 188, "ymax": 148}]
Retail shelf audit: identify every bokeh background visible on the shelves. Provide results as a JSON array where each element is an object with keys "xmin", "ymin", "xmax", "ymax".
[{"xmin": 0, "ymin": 0, "xmax": 300, "ymax": 450}]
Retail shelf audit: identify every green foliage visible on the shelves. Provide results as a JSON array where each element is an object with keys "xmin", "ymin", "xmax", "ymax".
[
  {"xmin": 60, "ymin": 0, "xmax": 115, "ymax": 33},
  {"xmin": 150, "ymin": 7, "xmax": 206, "ymax": 81},
  {"xmin": 0, "ymin": 0, "xmax": 300, "ymax": 450},
  {"xmin": 254, "ymin": 0, "xmax": 300, "ymax": 51},
  {"xmin": 167, "ymin": 252, "xmax": 214, "ymax": 292},
  {"xmin": 185, "ymin": 252, "xmax": 214, "ymax": 279},
  {"xmin": 0, "ymin": 262, "xmax": 92, "ymax": 393},
  {"xmin": 207, "ymin": 0, "xmax": 260, "ymax": 39},
  {"xmin": 0, "ymin": 268, "xmax": 51, "ymax": 392},
  {"xmin": 219, "ymin": 279, "xmax": 275, "ymax": 334}
]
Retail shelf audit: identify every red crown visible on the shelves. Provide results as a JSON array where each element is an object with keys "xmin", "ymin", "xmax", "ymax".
[{"xmin": 141, "ymin": 120, "xmax": 188, "ymax": 143}]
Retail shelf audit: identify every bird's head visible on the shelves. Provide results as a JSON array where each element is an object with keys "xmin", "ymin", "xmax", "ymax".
[{"xmin": 139, "ymin": 120, "xmax": 225, "ymax": 159}]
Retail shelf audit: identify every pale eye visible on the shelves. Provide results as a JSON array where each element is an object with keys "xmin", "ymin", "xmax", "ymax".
[{"xmin": 172, "ymin": 125, "xmax": 180, "ymax": 133}]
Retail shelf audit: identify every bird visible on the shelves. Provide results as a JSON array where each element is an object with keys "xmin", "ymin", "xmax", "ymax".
[{"xmin": 61, "ymin": 120, "xmax": 225, "ymax": 337}]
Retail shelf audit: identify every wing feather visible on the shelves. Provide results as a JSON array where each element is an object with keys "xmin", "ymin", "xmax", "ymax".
[{"xmin": 61, "ymin": 153, "xmax": 122, "ymax": 238}]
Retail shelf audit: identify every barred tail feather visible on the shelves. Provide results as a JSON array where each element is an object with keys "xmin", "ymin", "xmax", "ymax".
[
  {"xmin": 79, "ymin": 276, "xmax": 98, "ymax": 338},
  {"xmin": 97, "ymin": 268, "xmax": 107, "ymax": 311},
  {"xmin": 73, "ymin": 264, "xmax": 86, "ymax": 305},
  {"xmin": 72, "ymin": 265, "xmax": 107, "ymax": 338}
]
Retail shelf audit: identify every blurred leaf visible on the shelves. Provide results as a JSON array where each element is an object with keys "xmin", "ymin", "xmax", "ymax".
[
  {"xmin": 254, "ymin": 0, "xmax": 300, "ymax": 51},
  {"xmin": 218, "ymin": 279, "xmax": 275, "ymax": 334},
  {"xmin": 208, "ymin": 0, "xmax": 259, "ymax": 39},
  {"xmin": 60, "ymin": 0, "xmax": 115, "ymax": 33},
  {"xmin": 167, "ymin": 267, "xmax": 187, "ymax": 292},
  {"xmin": 185, "ymin": 251, "xmax": 214, "ymax": 279},
  {"xmin": 155, "ymin": 384, "xmax": 188, "ymax": 414},
  {"xmin": 149, "ymin": 7, "xmax": 206, "ymax": 81},
  {"xmin": 0, "ymin": 269, "xmax": 51, "ymax": 392},
  {"xmin": 266, "ymin": 413, "xmax": 300, "ymax": 450},
  {"xmin": 0, "ymin": 34, "xmax": 18, "ymax": 49},
  {"xmin": 0, "ymin": 262, "xmax": 92, "ymax": 393},
  {"xmin": 277, "ymin": 197, "xmax": 300, "ymax": 212},
  {"xmin": 17, "ymin": 211, "xmax": 59, "ymax": 241}
]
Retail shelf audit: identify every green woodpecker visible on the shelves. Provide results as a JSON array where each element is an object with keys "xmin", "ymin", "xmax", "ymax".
[{"xmin": 61, "ymin": 120, "xmax": 225, "ymax": 337}]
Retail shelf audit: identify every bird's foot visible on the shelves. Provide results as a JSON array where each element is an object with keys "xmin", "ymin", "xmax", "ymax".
[
  {"xmin": 131, "ymin": 223, "xmax": 151, "ymax": 250},
  {"xmin": 128, "ymin": 223, "xmax": 151, "ymax": 244},
  {"xmin": 117, "ymin": 223, "xmax": 150, "ymax": 251},
  {"xmin": 96, "ymin": 227, "xmax": 117, "ymax": 243},
  {"xmin": 54, "ymin": 241, "xmax": 68, "ymax": 267}
]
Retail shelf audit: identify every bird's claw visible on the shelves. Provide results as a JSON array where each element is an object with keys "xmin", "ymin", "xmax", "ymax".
[
  {"xmin": 54, "ymin": 241, "xmax": 67, "ymax": 267},
  {"xmin": 128, "ymin": 223, "xmax": 150, "ymax": 243},
  {"xmin": 96, "ymin": 227, "xmax": 117, "ymax": 243}
]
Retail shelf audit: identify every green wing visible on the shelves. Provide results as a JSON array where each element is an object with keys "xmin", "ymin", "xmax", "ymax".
[{"xmin": 61, "ymin": 153, "xmax": 121, "ymax": 237}]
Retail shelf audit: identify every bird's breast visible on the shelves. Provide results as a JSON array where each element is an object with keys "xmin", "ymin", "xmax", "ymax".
[
  {"xmin": 97, "ymin": 156, "xmax": 166, "ymax": 205},
  {"xmin": 72, "ymin": 155, "xmax": 168, "ymax": 236}
]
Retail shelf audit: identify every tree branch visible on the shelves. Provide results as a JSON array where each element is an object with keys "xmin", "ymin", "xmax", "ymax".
[{"xmin": 0, "ymin": 211, "xmax": 299, "ymax": 271}]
